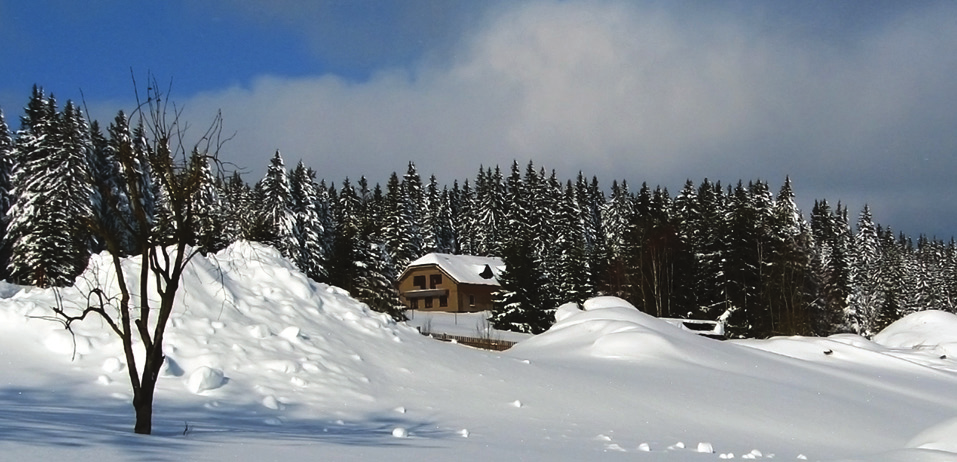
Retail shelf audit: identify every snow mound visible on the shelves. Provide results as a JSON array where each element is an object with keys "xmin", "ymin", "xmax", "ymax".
[
  {"xmin": 874, "ymin": 310, "xmax": 957, "ymax": 357},
  {"xmin": 0, "ymin": 240, "xmax": 424, "ymax": 417},
  {"xmin": 906, "ymin": 416, "xmax": 957, "ymax": 453},
  {"xmin": 187, "ymin": 366, "xmax": 225, "ymax": 393},
  {"xmin": 509, "ymin": 296, "xmax": 718, "ymax": 362},
  {"xmin": 7, "ymin": 242, "xmax": 957, "ymax": 461}
]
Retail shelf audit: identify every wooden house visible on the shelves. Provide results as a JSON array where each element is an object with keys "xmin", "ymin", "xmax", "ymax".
[{"xmin": 397, "ymin": 253, "xmax": 505, "ymax": 313}]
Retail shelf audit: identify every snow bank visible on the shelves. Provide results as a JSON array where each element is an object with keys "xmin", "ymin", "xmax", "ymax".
[
  {"xmin": 873, "ymin": 310, "xmax": 957, "ymax": 357},
  {"xmin": 906, "ymin": 416, "xmax": 957, "ymax": 453},
  {"xmin": 5, "ymin": 244, "xmax": 957, "ymax": 461},
  {"xmin": 509, "ymin": 296, "xmax": 721, "ymax": 362},
  {"xmin": 0, "ymin": 241, "xmax": 423, "ymax": 421}
]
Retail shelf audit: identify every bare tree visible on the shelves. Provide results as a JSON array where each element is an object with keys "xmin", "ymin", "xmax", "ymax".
[{"xmin": 52, "ymin": 75, "xmax": 228, "ymax": 434}]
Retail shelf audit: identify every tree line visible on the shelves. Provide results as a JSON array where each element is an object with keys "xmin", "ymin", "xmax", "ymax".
[{"xmin": 1, "ymin": 86, "xmax": 954, "ymax": 339}]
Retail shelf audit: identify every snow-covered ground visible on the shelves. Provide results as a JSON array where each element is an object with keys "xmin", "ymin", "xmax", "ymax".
[{"xmin": 2, "ymin": 241, "xmax": 957, "ymax": 461}]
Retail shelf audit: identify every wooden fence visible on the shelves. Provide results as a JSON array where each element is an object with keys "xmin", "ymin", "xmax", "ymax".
[{"xmin": 425, "ymin": 332, "xmax": 516, "ymax": 351}]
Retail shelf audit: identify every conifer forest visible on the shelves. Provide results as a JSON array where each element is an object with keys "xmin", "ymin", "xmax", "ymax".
[{"xmin": 2, "ymin": 86, "xmax": 954, "ymax": 339}]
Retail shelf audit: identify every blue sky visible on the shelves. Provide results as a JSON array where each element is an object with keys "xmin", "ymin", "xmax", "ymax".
[{"xmin": 2, "ymin": 0, "xmax": 957, "ymax": 239}]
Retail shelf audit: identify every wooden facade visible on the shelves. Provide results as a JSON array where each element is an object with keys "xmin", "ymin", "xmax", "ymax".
[{"xmin": 397, "ymin": 254, "xmax": 504, "ymax": 313}]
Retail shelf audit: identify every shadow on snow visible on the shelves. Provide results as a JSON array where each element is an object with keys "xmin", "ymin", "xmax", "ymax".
[{"xmin": 0, "ymin": 384, "xmax": 453, "ymax": 460}]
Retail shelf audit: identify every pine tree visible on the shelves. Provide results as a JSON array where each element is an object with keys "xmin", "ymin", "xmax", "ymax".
[
  {"xmin": 128, "ymin": 121, "xmax": 158, "ymax": 244},
  {"xmin": 692, "ymin": 179, "xmax": 728, "ymax": 320},
  {"xmin": 383, "ymin": 171, "xmax": 419, "ymax": 268},
  {"xmin": 672, "ymin": 180, "xmax": 701, "ymax": 316},
  {"xmin": 722, "ymin": 181, "xmax": 766, "ymax": 337},
  {"xmin": 327, "ymin": 178, "xmax": 402, "ymax": 319},
  {"xmin": 401, "ymin": 162, "xmax": 424, "ymax": 259},
  {"xmin": 421, "ymin": 175, "xmax": 455, "ymax": 253},
  {"xmin": 602, "ymin": 180, "xmax": 635, "ymax": 258},
  {"xmin": 473, "ymin": 166, "xmax": 506, "ymax": 256},
  {"xmin": 221, "ymin": 172, "xmax": 253, "ymax": 243},
  {"xmin": 849, "ymin": 205, "xmax": 883, "ymax": 337},
  {"xmin": 491, "ymin": 237, "xmax": 552, "ymax": 334},
  {"xmin": 255, "ymin": 151, "xmax": 296, "ymax": 259},
  {"xmin": 315, "ymin": 179, "xmax": 337, "ymax": 272},
  {"xmin": 553, "ymin": 181, "xmax": 593, "ymax": 304},
  {"xmin": 187, "ymin": 149, "xmax": 227, "ymax": 254},
  {"xmin": 0, "ymin": 109, "xmax": 16, "ymax": 275},
  {"xmin": 765, "ymin": 177, "xmax": 812, "ymax": 335},
  {"xmin": 809, "ymin": 200, "xmax": 853, "ymax": 335},
  {"xmin": 326, "ymin": 178, "xmax": 360, "ymax": 291},
  {"xmin": 874, "ymin": 226, "xmax": 904, "ymax": 332},
  {"xmin": 448, "ymin": 180, "xmax": 468, "ymax": 254},
  {"xmin": 433, "ymin": 186, "xmax": 457, "ymax": 253},
  {"xmin": 289, "ymin": 161, "xmax": 326, "ymax": 280},
  {"xmin": 7, "ymin": 91, "xmax": 94, "ymax": 286},
  {"xmin": 600, "ymin": 180, "xmax": 636, "ymax": 300}
]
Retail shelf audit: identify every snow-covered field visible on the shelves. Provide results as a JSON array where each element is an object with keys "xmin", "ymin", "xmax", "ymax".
[{"xmin": 2, "ymin": 241, "xmax": 957, "ymax": 461}]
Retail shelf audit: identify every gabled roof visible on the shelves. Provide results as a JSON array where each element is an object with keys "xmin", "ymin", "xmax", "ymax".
[{"xmin": 403, "ymin": 253, "xmax": 505, "ymax": 286}]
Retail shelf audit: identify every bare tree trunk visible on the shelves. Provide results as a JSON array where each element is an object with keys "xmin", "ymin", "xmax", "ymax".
[{"xmin": 133, "ymin": 375, "xmax": 156, "ymax": 434}]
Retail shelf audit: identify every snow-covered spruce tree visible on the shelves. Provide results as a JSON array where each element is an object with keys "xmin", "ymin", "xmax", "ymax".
[
  {"xmin": 553, "ymin": 180, "xmax": 594, "ymax": 305},
  {"xmin": 326, "ymin": 178, "xmax": 361, "ymax": 291},
  {"xmin": 914, "ymin": 236, "xmax": 948, "ymax": 313},
  {"xmin": 382, "ymin": 171, "xmax": 417, "ymax": 267},
  {"xmin": 765, "ymin": 177, "xmax": 813, "ymax": 335},
  {"xmin": 672, "ymin": 180, "xmax": 702, "ymax": 315},
  {"xmin": 421, "ymin": 174, "xmax": 440, "ymax": 253},
  {"xmin": 599, "ymin": 179, "xmax": 636, "ymax": 300},
  {"xmin": 450, "ymin": 180, "xmax": 472, "ymax": 254},
  {"xmin": 88, "ymin": 119, "xmax": 116, "ymax": 254},
  {"xmin": 187, "ymin": 149, "xmax": 227, "ymax": 254},
  {"xmin": 0, "ymin": 109, "xmax": 15, "ymax": 275},
  {"xmin": 353, "ymin": 237, "xmax": 403, "ymax": 320},
  {"xmin": 7, "ymin": 91, "xmax": 94, "ymax": 287},
  {"xmin": 435, "ymin": 186, "xmax": 458, "ymax": 254},
  {"xmin": 400, "ymin": 162, "xmax": 425, "ymax": 261},
  {"xmin": 632, "ymin": 185, "xmax": 686, "ymax": 319},
  {"xmin": 720, "ymin": 181, "xmax": 768, "ymax": 338},
  {"xmin": 473, "ymin": 166, "xmax": 506, "ymax": 256},
  {"xmin": 52, "ymin": 79, "xmax": 228, "ymax": 434},
  {"xmin": 491, "ymin": 237, "xmax": 552, "ymax": 334},
  {"xmin": 326, "ymin": 178, "xmax": 402, "ymax": 319},
  {"xmin": 422, "ymin": 175, "xmax": 456, "ymax": 254},
  {"xmin": 220, "ymin": 171, "xmax": 253, "ymax": 243},
  {"xmin": 381, "ymin": 164, "xmax": 428, "ymax": 269},
  {"xmin": 690, "ymin": 179, "xmax": 728, "ymax": 320},
  {"xmin": 254, "ymin": 150, "xmax": 297, "ymax": 258},
  {"xmin": 578, "ymin": 174, "xmax": 608, "ymax": 292},
  {"xmin": 314, "ymin": 179, "xmax": 337, "ymax": 271},
  {"xmin": 289, "ymin": 161, "xmax": 326, "ymax": 281},
  {"xmin": 849, "ymin": 205, "xmax": 884, "ymax": 337},
  {"xmin": 808, "ymin": 200, "xmax": 854, "ymax": 335}
]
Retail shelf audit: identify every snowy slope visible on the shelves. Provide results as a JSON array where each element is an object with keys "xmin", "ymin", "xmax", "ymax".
[{"xmin": 2, "ymin": 241, "xmax": 957, "ymax": 461}]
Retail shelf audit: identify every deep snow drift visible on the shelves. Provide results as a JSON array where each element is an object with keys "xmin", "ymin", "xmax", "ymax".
[{"xmin": 2, "ymin": 241, "xmax": 957, "ymax": 461}]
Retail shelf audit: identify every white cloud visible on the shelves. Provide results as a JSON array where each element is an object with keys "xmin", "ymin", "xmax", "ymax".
[{"xmin": 178, "ymin": 0, "xmax": 957, "ymax": 236}]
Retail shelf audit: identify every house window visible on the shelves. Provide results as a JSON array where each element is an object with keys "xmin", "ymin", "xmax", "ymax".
[
  {"xmin": 424, "ymin": 297, "xmax": 433, "ymax": 309},
  {"xmin": 410, "ymin": 298, "xmax": 418, "ymax": 309},
  {"xmin": 469, "ymin": 295, "xmax": 475, "ymax": 307},
  {"xmin": 429, "ymin": 274, "xmax": 442, "ymax": 289},
  {"xmin": 439, "ymin": 296, "xmax": 448, "ymax": 307},
  {"xmin": 413, "ymin": 275, "xmax": 426, "ymax": 289}
]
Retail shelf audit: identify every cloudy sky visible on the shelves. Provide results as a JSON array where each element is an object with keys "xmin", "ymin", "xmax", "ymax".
[{"xmin": 2, "ymin": 0, "xmax": 956, "ymax": 238}]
